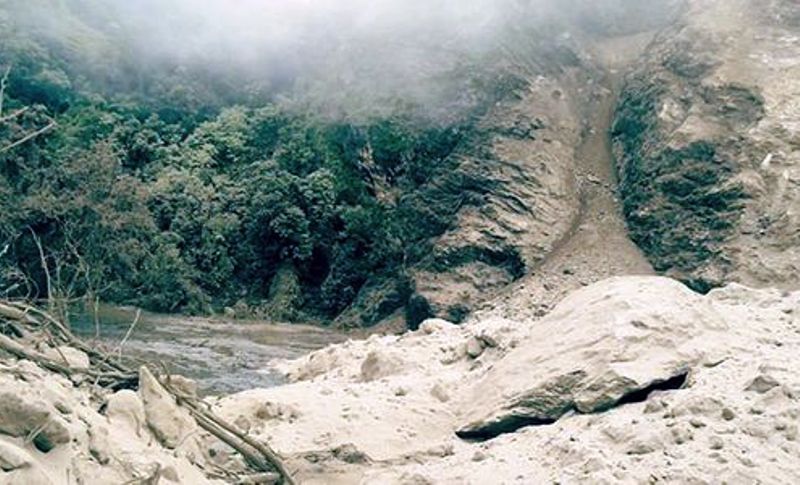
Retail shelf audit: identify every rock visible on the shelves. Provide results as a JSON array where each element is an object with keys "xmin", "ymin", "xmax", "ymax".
[
  {"xmin": 43, "ymin": 346, "xmax": 90, "ymax": 370},
  {"xmin": 424, "ymin": 444, "xmax": 454, "ymax": 458},
  {"xmin": 332, "ymin": 443, "xmax": 371, "ymax": 464},
  {"xmin": 627, "ymin": 436, "xmax": 660, "ymax": 455},
  {"xmin": 88, "ymin": 424, "xmax": 111, "ymax": 465},
  {"xmin": 0, "ymin": 393, "xmax": 49, "ymax": 438},
  {"xmin": 169, "ymin": 375, "xmax": 199, "ymax": 399},
  {"xmin": 236, "ymin": 472, "xmax": 280, "ymax": 485},
  {"xmin": 689, "ymin": 418, "xmax": 706, "ymax": 429},
  {"xmin": 457, "ymin": 277, "xmax": 725, "ymax": 439},
  {"xmin": 465, "ymin": 337, "xmax": 484, "ymax": 359},
  {"xmin": 643, "ymin": 399, "xmax": 668, "ymax": 414},
  {"xmin": 253, "ymin": 401, "xmax": 300, "ymax": 422},
  {"xmin": 138, "ymin": 366, "xmax": 196, "ymax": 449},
  {"xmin": 419, "ymin": 318, "xmax": 458, "ymax": 335},
  {"xmin": 360, "ymin": 350, "xmax": 403, "ymax": 382},
  {"xmin": 477, "ymin": 332, "xmax": 499, "ymax": 349},
  {"xmin": 430, "ymin": 384, "xmax": 450, "ymax": 403},
  {"xmin": 0, "ymin": 441, "xmax": 32, "ymax": 471},
  {"xmin": 709, "ymin": 436, "xmax": 725, "ymax": 450},
  {"xmin": 32, "ymin": 418, "xmax": 71, "ymax": 452},
  {"xmin": 671, "ymin": 424, "xmax": 694, "ymax": 445},
  {"xmin": 0, "ymin": 393, "xmax": 69, "ymax": 452},
  {"xmin": 159, "ymin": 465, "xmax": 180, "ymax": 482},
  {"xmin": 745, "ymin": 375, "xmax": 779, "ymax": 394},
  {"xmin": 106, "ymin": 389, "xmax": 146, "ymax": 435}
]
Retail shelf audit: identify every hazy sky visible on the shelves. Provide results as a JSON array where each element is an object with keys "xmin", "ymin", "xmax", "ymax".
[
  {"xmin": 105, "ymin": 0, "xmax": 519, "ymax": 64},
  {"xmin": 4, "ymin": 0, "xmax": 681, "ymax": 119}
]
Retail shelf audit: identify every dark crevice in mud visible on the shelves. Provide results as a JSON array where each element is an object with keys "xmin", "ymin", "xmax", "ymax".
[
  {"xmin": 681, "ymin": 277, "xmax": 722, "ymax": 295},
  {"xmin": 613, "ymin": 372, "xmax": 689, "ymax": 406},
  {"xmin": 457, "ymin": 372, "xmax": 689, "ymax": 442},
  {"xmin": 455, "ymin": 415, "xmax": 562, "ymax": 442}
]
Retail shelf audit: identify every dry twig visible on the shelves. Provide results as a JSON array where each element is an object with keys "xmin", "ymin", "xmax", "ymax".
[
  {"xmin": 1, "ymin": 120, "xmax": 57, "ymax": 153},
  {"xmin": 0, "ymin": 65, "xmax": 10, "ymax": 117}
]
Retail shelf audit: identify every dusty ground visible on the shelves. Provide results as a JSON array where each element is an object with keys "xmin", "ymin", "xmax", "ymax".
[{"xmin": 214, "ymin": 276, "xmax": 800, "ymax": 484}]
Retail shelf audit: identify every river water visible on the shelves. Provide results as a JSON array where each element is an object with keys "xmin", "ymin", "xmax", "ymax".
[{"xmin": 70, "ymin": 305, "xmax": 346, "ymax": 396}]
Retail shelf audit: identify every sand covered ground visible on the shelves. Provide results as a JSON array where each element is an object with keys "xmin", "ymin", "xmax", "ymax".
[
  {"xmin": 1, "ymin": 275, "xmax": 799, "ymax": 484},
  {"xmin": 211, "ymin": 276, "xmax": 800, "ymax": 484}
]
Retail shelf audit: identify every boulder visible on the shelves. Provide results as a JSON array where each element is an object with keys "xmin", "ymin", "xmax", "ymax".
[
  {"xmin": 106, "ymin": 389, "xmax": 146, "ymax": 435},
  {"xmin": 457, "ymin": 277, "xmax": 727, "ymax": 439},
  {"xmin": 1, "ymin": 466, "xmax": 54, "ymax": 485},
  {"xmin": 138, "ymin": 366, "xmax": 196, "ymax": 449},
  {"xmin": 0, "ymin": 393, "xmax": 49, "ymax": 438},
  {"xmin": 0, "ymin": 441, "xmax": 32, "ymax": 471},
  {"xmin": 0, "ymin": 393, "xmax": 70, "ymax": 451}
]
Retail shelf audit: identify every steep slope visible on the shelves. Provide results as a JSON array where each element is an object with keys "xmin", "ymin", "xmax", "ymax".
[
  {"xmin": 613, "ymin": 0, "xmax": 800, "ymax": 292},
  {"xmin": 404, "ymin": 16, "xmax": 680, "ymax": 326},
  {"xmin": 405, "ymin": 56, "xmax": 582, "ymax": 326}
]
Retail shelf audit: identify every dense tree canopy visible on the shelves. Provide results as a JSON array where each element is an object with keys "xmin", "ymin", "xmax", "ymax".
[{"xmin": 0, "ymin": 1, "xmax": 519, "ymax": 325}]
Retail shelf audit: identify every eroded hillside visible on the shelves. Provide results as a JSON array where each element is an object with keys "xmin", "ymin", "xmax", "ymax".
[{"xmin": 613, "ymin": 0, "xmax": 800, "ymax": 292}]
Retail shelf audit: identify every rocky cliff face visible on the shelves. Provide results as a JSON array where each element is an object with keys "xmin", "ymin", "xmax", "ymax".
[
  {"xmin": 403, "ymin": 3, "xmax": 681, "ymax": 327},
  {"xmin": 613, "ymin": 0, "xmax": 800, "ymax": 292},
  {"xmin": 406, "ymin": 53, "xmax": 583, "ymax": 326},
  {"xmin": 407, "ymin": 0, "xmax": 800, "ymax": 327}
]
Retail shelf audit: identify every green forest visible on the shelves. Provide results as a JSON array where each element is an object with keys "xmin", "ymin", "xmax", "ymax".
[{"xmin": 0, "ymin": 1, "xmax": 525, "ymax": 326}]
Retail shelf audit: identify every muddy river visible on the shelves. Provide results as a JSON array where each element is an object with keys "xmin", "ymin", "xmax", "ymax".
[{"xmin": 71, "ymin": 305, "xmax": 346, "ymax": 395}]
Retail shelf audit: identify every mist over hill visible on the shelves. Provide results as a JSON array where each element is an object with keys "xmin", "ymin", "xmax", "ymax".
[{"xmin": 0, "ymin": 0, "xmax": 682, "ymax": 326}]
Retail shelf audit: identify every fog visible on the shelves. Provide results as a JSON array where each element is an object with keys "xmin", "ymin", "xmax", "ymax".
[{"xmin": 4, "ymin": 0, "xmax": 683, "ymax": 118}]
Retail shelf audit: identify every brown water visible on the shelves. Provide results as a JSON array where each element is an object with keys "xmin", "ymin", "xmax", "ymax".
[{"xmin": 71, "ymin": 305, "xmax": 346, "ymax": 396}]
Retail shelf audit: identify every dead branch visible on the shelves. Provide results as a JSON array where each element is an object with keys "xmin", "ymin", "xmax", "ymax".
[
  {"xmin": 1, "ymin": 120, "xmax": 56, "ymax": 153},
  {"xmin": 0, "ymin": 332, "xmax": 137, "ymax": 387},
  {"xmin": 171, "ymin": 393, "xmax": 296, "ymax": 485},
  {"xmin": 28, "ymin": 228, "xmax": 54, "ymax": 312},
  {"xmin": 5, "ymin": 301, "xmax": 129, "ymax": 373},
  {"xmin": 0, "ymin": 65, "xmax": 10, "ymax": 117},
  {"xmin": 0, "ymin": 107, "xmax": 29, "ymax": 124},
  {"xmin": 114, "ymin": 308, "xmax": 141, "ymax": 361}
]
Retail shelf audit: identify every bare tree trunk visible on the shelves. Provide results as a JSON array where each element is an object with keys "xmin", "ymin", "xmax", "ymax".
[
  {"xmin": 0, "ymin": 65, "xmax": 10, "ymax": 117},
  {"xmin": 0, "ymin": 65, "xmax": 57, "ymax": 153}
]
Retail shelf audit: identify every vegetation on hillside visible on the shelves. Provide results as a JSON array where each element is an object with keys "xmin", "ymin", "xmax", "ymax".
[{"xmin": 0, "ymin": 1, "xmax": 521, "ymax": 324}]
